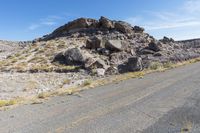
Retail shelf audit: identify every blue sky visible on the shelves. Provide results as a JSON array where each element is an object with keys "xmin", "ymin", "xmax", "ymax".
[{"xmin": 0, "ymin": 0, "xmax": 200, "ymax": 41}]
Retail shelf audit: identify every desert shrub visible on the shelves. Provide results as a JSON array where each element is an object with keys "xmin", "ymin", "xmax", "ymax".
[
  {"xmin": 82, "ymin": 80, "xmax": 92, "ymax": 86},
  {"xmin": 163, "ymin": 61, "xmax": 174, "ymax": 69},
  {"xmin": 149, "ymin": 62, "xmax": 163, "ymax": 70},
  {"xmin": 0, "ymin": 100, "xmax": 17, "ymax": 107}
]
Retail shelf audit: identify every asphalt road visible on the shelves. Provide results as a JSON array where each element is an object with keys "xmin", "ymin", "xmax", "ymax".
[{"xmin": 1, "ymin": 62, "xmax": 200, "ymax": 133}]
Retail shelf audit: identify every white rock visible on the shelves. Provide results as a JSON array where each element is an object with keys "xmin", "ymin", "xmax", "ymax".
[{"xmin": 96, "ymin": 68, "xmax": 105, "ymax": 76}]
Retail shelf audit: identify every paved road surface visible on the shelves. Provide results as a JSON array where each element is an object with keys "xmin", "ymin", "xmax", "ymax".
[{"xmin": 1, "ymin": 62, "xmax": 200, "ymax": 133}]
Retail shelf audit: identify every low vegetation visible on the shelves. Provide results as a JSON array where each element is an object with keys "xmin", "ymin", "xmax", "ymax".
[{"xmin": 0, "ymin": 100, "xmax": 17, "ymax": 107}]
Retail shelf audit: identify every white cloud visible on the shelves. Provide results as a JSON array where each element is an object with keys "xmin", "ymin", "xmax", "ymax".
[
  {"xmin": 41, "ymin": 21, "xmax": 57, "ymax": 26},
  {"xmin": 28, "ymin": 15, "xmax": 66, "ymax": 30},
  {"xmin": 125, "ymin": 0, "xmax": 200, "ymax": 40},
  {"xmin": 144, "ymin": 18, "xmax": 200, "ymax": 30},
  {"xmin": 183, "ymin": 0, "xmax": 200, "ymax": 13}
]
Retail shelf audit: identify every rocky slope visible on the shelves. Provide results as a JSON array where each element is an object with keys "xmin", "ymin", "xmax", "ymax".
[
  {"xmin": 2, "ymin": 17, "xmax": 200, "ymax": 75},
  {"xmin": 0, "ymin": 40, "xmax": 30, "ymax": 60},
  {"xmin": 0, "ymin": 16, "xmax": 200, "ymax": 99}
]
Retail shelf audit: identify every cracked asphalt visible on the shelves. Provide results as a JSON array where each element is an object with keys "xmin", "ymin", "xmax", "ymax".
[{"xmin": 1, "ymin": 62, "xmax": 200, "ymax": 133}]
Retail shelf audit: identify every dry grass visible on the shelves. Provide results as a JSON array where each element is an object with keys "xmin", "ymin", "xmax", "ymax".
[
  {"xmin": 149, "ymin": 62, "xmax": 163, "ymax": 70},
  {"xmin": 1, "ymin": 57, "xmax": 200, "ymax": 109},
  {"xmin": 63, "ymin": 79, "xmax": 71, "ymax": 84},
  {"xmin": 82, "ymin": 80, "xmax": 92, "ymax": 87},
  {"xmin": 23, "ymin": 81, "xmax": 38, "ymax": 92},
  {"xmin": 38, "ymin": 93, "xmax": 49, "ymax": 99},
  {"xmin": 0, "ymin": 100, "xmax": 17, "ymax": 107},
  {"xmin": 28, "ymin": 56, "xmax": 47, "ymax": 63}
]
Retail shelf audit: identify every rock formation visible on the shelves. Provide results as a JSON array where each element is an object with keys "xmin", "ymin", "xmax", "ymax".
[{"xmin": 1, "ymin": 16, "xmax": 200, "ymax": 76}]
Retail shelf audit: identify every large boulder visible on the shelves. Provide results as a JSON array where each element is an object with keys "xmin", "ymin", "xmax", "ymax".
[
  {"xmin": 133, "ymin": 26, "xmax": 144, "ymax": 33},
  {"xmin": 115, "ymin": 21, "xmax": 133, "ymax": 34},
  {"xmin": 85, "ymin": 58, "xmax": 108, "ymax": 70},
  {"xmin": 148, "ymin": 41, "xmax": 163, "ymax": 52},
  {"xmin": 99, "ymin": 16, "xmax": 115, "ymax": 29},
  {"xmin": 105, "ymin": 40, "xmax": 123, "ymax": 51},
  {"xmin": 110, "ymin": 52, "xmax": 132, "ymax": 65},
  {"xmin": 86, "ymin": 36, "xmax": 103, "ymax": 49},
  {"xmin": 54, "ymin": 48, "xmax": 85, "ymax": 66},
  {"xmin": 127, "ymin": 57, "xmax": 143, "ymax": 71}
]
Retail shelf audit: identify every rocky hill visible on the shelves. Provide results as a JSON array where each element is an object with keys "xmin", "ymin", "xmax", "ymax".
[
  {"xmin": 1, "ymin": 16, "xmax": 200, "ymax": 75},
  {"xmin": 1, "ymin": 16, "xmax": 200, "ymax": 100}
]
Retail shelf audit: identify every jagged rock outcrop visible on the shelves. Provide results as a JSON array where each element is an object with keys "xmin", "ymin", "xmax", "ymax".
[
  {"xmin": 99, "ymin": 17, "xmax": 115, "ymax": 29},
  {"xmin": 43, "ymin": 16, "xmax": 143, "ymax": 40},
  {"xmin": 48, "ymin": 17, "xmax": 200, "ymax": 75}
]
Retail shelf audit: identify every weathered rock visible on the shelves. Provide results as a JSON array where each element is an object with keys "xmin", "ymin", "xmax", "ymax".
[
  {"xmin": 96, "ymin": 68, "xmax": 106, "ymax": 76},
  {"xmin": 105, "ymin": 40, "xmax": 123, "ymax": 51},
  {"xmin": 53, "ymin": 52, "xmax": 66, "ymax": 64},
  {"xmin": 110, "ymin": 52, "xmax": 132, "ymax": 65},
  {"xmin": 52, "ymin": 18, "xmax": 98, "ymax": 36},
  {"xmin": 99, "ymin": 16, "xmax": 115, "ymax": 29},
  {"xmin": 54, "ymin": 48, "xmax": 85, "ymax": 65},
  {"xmin": 97, "ymin": 48, "xmax": 110, "ymax": 56},
  {"xmin": 133, "ymin": 26, "xmax": 144, "ymax": 33},
  {"xmin": 127, "ymin": 57, "xmax": 143, "ymax": 71},
  {"xmin": 153, "ymin": 52, "xmax": 163, "ymax": 57},
  {"xmin": 86, "ymin": 36, "xmax": 103, "ymax": 49},
  {"xmin": 85, "ymin": 58, "xmax": 108, "ymax": 69},
  {"xmin": 148, "ymin": 41, "xmax": 163, "ymax": 52},
  {"xmin": 105, "ymin": 66, "xmax": 119, "ymax": 75},
  {"xmin": 139, "ymin": 48, "xmax": 155, "ymax": 55},
  {"xmin": 115, "ymin": 21, "xmax": 133, "ymax": 34}
]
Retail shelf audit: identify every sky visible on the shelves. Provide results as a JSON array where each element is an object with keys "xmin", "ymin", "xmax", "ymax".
[{"xmin": 0, "ymin": 0, "xmax": 200, "ymax": 41}]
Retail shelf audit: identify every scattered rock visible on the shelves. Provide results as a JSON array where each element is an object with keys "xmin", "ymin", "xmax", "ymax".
[
  {"xmin": 127, "ymin": 57, "xmax": 143, "ymax": 71},
  {"xmin": 85, "ymin": 58, "xmax": 108, "ymax": 70},
  {"xmin": 54, "ymin": 48, "xmax": 85, "ymax": 65},
  {"xmin": 96, "ymin": 68, "xmax": 106, "ymax": 76},
  {"xmin": 86, "ymin": 36, "xmax": 103, "ymax": 49},
  {"xmin": 105, "ymin": 40, "xmax": 123, "ymax": 51},
  {"xmin": 105, "ymin": 66, "xmax": 119, "ymax": 75},
  {"xmin": 110, "ymin": 52, "xmax": 132, "ymax": 65},
  {"xmin": 148, "ymin": 41, "xmax": 163, "ymax": 52}
]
